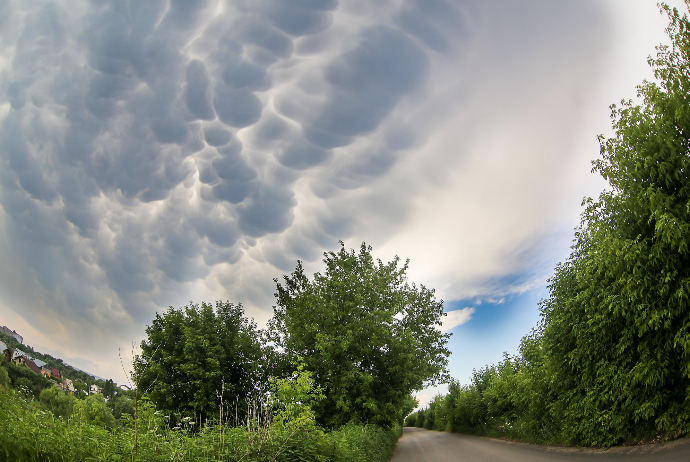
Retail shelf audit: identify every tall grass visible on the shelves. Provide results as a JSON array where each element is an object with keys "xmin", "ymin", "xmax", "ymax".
[{"xmin": 0, "ymin": 389, "xmax": 400, "ymax": 461}]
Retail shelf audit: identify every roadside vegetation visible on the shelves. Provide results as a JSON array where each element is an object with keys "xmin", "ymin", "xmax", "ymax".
[
  {"xmin": 0, "ymin": 372, "xmax": 400, "ymax": 461},
  {"xmin": 0, "ymin": 242, "xmax": 448, "ymax": 461},
  {"xmin": 406, "ymin": 2, "xmax": 690, "ymax": 448}
]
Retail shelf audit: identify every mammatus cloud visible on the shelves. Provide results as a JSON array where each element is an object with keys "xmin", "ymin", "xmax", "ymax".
[
  {"xmin": 0, "ymin": 0, "xmax": 619, "ymax": 381},
  {"xmin": 441, "ymin": 307, "xmax": 475, "ymax": 333}
]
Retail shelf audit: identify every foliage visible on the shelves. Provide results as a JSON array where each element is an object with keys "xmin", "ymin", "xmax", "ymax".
[
  {"xmin": 102, "ymin": 379, "xmax": 116, "ymax": 399},
  {"xmin": 0, "ymin": 388, "xmax": 399, "ymax": 461},
  {"xmin": 72, "ymin": 380, "xmax": 89, "ymax": 399},
  {"xmin": 133, "ymin": 301, "xmax": 266, "ymax": 422},
  {"xmin": 324, "ymin": 423, "xmax": 402, "ymax": 462},
  {"xmin": 39, "ymin": 386, "xmax": 76, "ymax": 420},
  {"xmin": 4, "ymin": 360, "xmax": 52, "ymax": 399},
  {"xmin": 107, "ymin": 393, "xmax": 135, "ymax": 420},
  {"xmin": 405, "ymin": 2, "xmax": 690, "ymax": 447},
  {"xmin": 536, "ymin": 1, "xmax": 690, "ymax": 446},
  {"xmin": 72, "ymin": 393, "xmax": 118, "ymax": 430},
  {"xmin": 270, "ymin": 242, "xmax": 450, "ymax": 429},
  {"xmin": 269, "ymin": 360, "xmax": 324, "ymax": 429},
  {"xmin": 0, "ymin": 364, "xmax": 10, "ymax": 391},
  {"xmin": 404, "ymin": 341, "xmax": 559, "ymax": 443}
]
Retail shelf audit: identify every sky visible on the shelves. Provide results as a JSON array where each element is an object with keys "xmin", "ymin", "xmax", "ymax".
[{"xmin": 0, "ymin": 0, "xmax": 686, "ymax": 402}]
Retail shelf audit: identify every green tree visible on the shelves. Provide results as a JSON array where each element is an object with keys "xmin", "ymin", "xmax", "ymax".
[
  {"xmin": 39, "ymin": 386, "xmax": 76, "ymax": 419},
  {"xmin": 102, "ymin": 379, "xmax": 116, "ymax": 399},
  {"xmin": 107, "ymin": 393, "xmax": 135, "ymax": 420},
  {"xmin": 270, "ymin": 242, "xmax": 450, "ymax": 428},
  {"xmin": 399, "ymin": 395, "xmax": 418, "ymax": 427},
  {"xmin": 134, "ymin": 301, "xmax": 265, "ymax": 421},
  {"xmin": 539, "ymin": 2, "xmax": 690, "ymax": 446},
  {"xmin": 269, "ymin": 361, "xmax": 324, "ymax": 429},
  {"xmin": 72, "ymin": 393, "xmax": 118, "ymax": 430},
  {"xmin": 73, "ymin": 381, "xmax": 88, "ymax": 399}
]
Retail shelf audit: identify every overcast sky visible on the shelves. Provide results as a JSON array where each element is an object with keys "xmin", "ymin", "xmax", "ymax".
[{"xmin": 0, "ymin": 1, "xmax": 685, "ymax": 398}]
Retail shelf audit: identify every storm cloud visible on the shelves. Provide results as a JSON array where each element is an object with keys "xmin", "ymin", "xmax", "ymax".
[{"xmin": 1, "ymin": 0, "xmax": 657, "ymax": 382}]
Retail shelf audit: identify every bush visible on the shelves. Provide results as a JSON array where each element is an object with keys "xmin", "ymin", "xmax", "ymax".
[
  {"xmin": 0, "ymin": 365, "xmax": 10, "ymax": 391},
  {"xmin": 39, "ymin": 386, "xmax": 76, "ymax": 420},
  {"xmin": 0, "ymin": 387, "xmax": 401, "ymax": 461},
  {"xmin": 72, "ymin": 393, "xmax": 118, "ymax": 430},
  {"xmin": 319, "ymin": 423, "xmax": 401, "ymax": 462}
]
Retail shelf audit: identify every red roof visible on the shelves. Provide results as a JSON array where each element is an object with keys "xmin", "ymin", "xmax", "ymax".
[{"xmin": 50, "ymin": 367, "xmax": 61, "ymax": 378}]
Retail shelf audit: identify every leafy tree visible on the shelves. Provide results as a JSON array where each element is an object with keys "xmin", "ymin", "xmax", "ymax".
[
  {"xmin": 400, "ymin": 7, "xmax": 690, "ymax": 445},
  {"xmin": 270, "ymin": 242, "xmax": 450, "ymax": 428},
  {"xmin": 72, "ymin": 393, "xmax": 118, "ymax": 430},
  {"xmin": 107, "ymin": 393, "xmax": 135, "ymax": 420},
  {"xmin": 415, "ymin": 408, "xmax": 426, "ymax": 428},
  {"xmin": 73, "ymin": 381, "xmax": 88, "ymax": 399},
  {"xmin": 134, "ymin": 301, "xmax": 265, "ymax": 421},
  {"xmin": 39, "ymin": 386, "xmax": 76, "ymax": 419},
  {"xmin": 399, "ymin": 395, "xmax": 418, "ymax": 426},
  {"xmin": 102, "ymin": 379, "xmax": 116, "ymax": 399},
  {"xmin": 538, "ymin": 2, "xmax": 690, "ymax": 445},
  {"xmin": 269, "ymin": 361, "xmax": 324, "ymax": 429}
]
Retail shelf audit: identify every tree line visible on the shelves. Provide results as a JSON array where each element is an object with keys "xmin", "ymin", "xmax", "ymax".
[
  {"xmin": 132, "ymin": 242, "xmax": 449, "ymax": 431},
  {"xmin": 0, "ymin": 242, "xmax": 449, "ymax": 460},
  {"xmin": 406, "ymin": 2, "xmax": 690, "ymax": 447}
]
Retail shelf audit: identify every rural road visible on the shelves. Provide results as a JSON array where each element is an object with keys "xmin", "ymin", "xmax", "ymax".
[{"xmin": 390, "ymin": 427, "xmax": 690, "ymax": 461}]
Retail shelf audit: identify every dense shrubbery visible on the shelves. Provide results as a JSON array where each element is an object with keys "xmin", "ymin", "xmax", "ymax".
[
  {"xmin": 133, "ymin": 244, "xmax": 447, "ymax": 433},
  {"xmin": 0, "ymin": 387, "xmax": 400, "ymax": 461},
  {"xmin": 406, "ymin": 329, "xmax": 687, "ymax": 446},
  {"xmin": 406, "ymin": 3, "xmax": 690, "ymax": 447},
  {"xmin": 0, "ymin": 242, "xmax": 442, "ymax": 460},
  {"xmin": 405, "ymin": 338, "xmax": 561, "ymax": 444},
  {"xmin": 0, "ymin": 290, "xmax": 408, "ymax": 461}
]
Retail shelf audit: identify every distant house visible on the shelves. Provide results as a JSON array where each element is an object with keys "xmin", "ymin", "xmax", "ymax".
[
  {"xmin": 15, "ymin": 356, "xmax": 42, "ymax": 375},
  {"xmin": 12, "ymin": 349, "xmax": 34, "ymax": 362},
  {"xmin": 0, "ymin": 341, "xmax": 11, "ymax": 362},
  {"xmin": 90, "ymin": 384, "xmax": 103, "ymax": 395},
  {"xmin": 61, "ymin": 378, "xmax": 75, "ymax": 394},
  {"xmin": 40, "ymin": 364, "xmax": 56, "ymax": 378},
  {"xmin": 12, "ymin": 350, "xmax": 48, "ymax": 374},
  {"xmin": 50, "ymin": 367, "xmax": 61, "ymax": 379},
  {"xmin": 0, "ymin": 326, "xmax": 22, "ymax": 344}
]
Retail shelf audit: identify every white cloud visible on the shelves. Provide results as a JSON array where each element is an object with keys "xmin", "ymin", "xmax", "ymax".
[{"xmin": 441, "ymin": 307, "xmax": 475, "ymax": 333}]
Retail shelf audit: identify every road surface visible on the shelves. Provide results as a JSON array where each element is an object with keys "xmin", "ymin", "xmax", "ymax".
[{"xmin": 390, "ymin": 427, "xmax": 690, "ymax": 462}]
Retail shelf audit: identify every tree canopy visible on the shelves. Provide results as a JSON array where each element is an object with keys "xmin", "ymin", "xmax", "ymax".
[
  {"xmin": 405, "ymin": 3, "xmax": 690, "ymax": 447},
  {"xmin": 270, "ymin": 242, "xmax": 450, "ymax": 428},
  {"xmin": 538, "ymin": 3, "xmax": 690, "ymax": 445},
  {"xmin": 134, "ymin": 301, "xmax": 266, "ymax": 421}
]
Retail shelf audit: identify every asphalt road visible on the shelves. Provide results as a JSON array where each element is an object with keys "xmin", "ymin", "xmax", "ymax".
[{"xmin": 390, "ymin": 427, "xmax": 690, "ymax": 462}]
